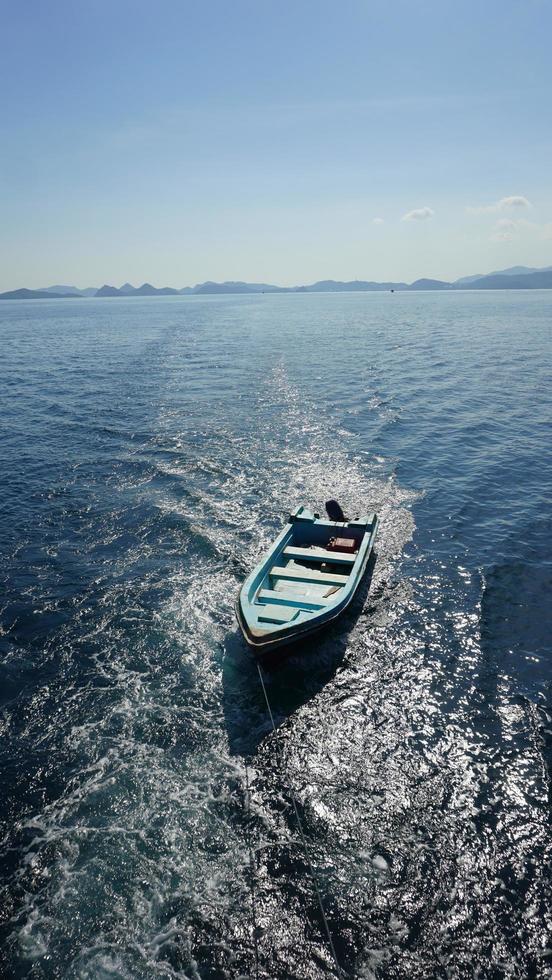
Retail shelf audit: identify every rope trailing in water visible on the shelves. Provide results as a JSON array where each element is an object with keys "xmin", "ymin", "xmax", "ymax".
[
  {"xmin": 256, "ymin": 661, "xmax": 344, "ymax": 978},
  {"xmin": 244, "ymin": 759, "xmax": 260, "ymax": 980}
]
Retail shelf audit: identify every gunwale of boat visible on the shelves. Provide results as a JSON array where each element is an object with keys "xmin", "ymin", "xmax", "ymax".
[{"xmin": 236, "ymin": 506, "xmax": 378, "ymax": 653}]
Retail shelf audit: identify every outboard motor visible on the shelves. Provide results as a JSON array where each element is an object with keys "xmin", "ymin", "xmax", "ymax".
[{"xmin": 325, "ymin": 499, "xmax": 347, "ymax": 522}]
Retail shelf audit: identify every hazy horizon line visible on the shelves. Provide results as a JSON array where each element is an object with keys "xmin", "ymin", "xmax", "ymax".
[{"xmin": 4, "ymin": 260, "xmax": 551, "ymax": 294}]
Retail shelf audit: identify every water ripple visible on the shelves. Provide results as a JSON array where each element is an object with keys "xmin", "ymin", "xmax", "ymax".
[{"xmin": 0, "ymin": 292, "xmax": 550, "ymax": 978}]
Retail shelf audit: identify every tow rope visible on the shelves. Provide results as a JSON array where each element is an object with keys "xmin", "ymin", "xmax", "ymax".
[{"xmin": 256, "ymin": 661, "xmax": 344, "ymax": 977}]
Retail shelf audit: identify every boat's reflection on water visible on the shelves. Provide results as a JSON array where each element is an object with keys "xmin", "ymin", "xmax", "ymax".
[{"xmin": 221, "ymin": 551, "xmax": 378, "ymax": 757}]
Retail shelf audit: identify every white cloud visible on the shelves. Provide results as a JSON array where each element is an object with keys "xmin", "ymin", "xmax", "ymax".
[
  {"xmin": 372, "ymin": 217, "xmax": 384, "ymax": 225},
  {"xmin": 499, "ymin": 195, "xmax": 532, "ymax": 210},
  {"xmin": 490, "ymin": 217, "xmax": 517, "ymax": 242},
  {"xmin": 487, "ymin": 214, "xmax": 552, "ymax": 242},
  {"xmin": 401, "ymin": 206, "xmax": 434, "ymax": 222},
  {"xmin": 467, "ymin": 195, "xmax": 532, "ymax": 214}
]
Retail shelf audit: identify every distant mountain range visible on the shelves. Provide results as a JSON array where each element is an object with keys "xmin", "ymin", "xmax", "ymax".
[
  {"xmin": 2, "ymin": 265, "xmax": 552, "ymax": 300},
  {"xmin": 454, "ymin": 265, "xmax": 552, "ymax": 285}
]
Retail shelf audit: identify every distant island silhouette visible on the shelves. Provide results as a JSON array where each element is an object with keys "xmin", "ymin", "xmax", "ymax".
[{"xmin": 2, "ymin": 265, "xmax": 552, "ymax": 299}]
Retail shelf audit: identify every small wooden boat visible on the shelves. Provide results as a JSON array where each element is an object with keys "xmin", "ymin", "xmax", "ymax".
[{"xmin": 236, "ymin": 505, "xmax": 379, "ymax": 654}]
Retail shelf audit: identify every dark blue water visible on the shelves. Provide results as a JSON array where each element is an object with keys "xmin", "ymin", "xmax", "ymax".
[{"xmin": 1, "ymin": 292, "xmax": 551, "ymax": 979}]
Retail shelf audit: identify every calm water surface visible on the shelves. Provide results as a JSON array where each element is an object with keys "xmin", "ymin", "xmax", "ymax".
[{"xmin": 0, "ymin": 292, "xmax": 551, "ymax": 979}]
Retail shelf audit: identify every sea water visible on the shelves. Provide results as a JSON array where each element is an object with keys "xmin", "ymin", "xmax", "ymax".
[{"xmin": 0, "ymin": 291, "xmax": 551, "ymax": 978}]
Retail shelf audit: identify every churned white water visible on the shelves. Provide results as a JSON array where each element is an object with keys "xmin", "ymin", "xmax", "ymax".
[{"xmin": 1, "ymin": 291, "xmax": 551, "ymax": 978}]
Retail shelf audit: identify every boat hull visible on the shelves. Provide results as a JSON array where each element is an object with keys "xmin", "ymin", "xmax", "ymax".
[{"xmin": 235, "ymin": 506, "xmax": 378, "ymax": 655}]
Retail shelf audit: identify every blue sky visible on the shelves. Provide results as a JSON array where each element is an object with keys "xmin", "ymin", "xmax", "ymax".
[{"xmin": 1, "ymin": 0, "xmax": 551, "ymax": 289}]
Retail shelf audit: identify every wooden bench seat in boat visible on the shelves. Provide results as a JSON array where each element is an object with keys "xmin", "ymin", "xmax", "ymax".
[
  {"xmin": 257, "ymin": 588, "xmax": 330, "ymax": 610},
  {"xmin": 270, "ymin": 565, "xmax": 349, "ymax": 586},
  {"xmin": 257, "ymin": 604, "xmax": 300, "ymax": 624},
  {"xmin": 283, "ymin": 545, "xmax": 356, "ymax": 564}
]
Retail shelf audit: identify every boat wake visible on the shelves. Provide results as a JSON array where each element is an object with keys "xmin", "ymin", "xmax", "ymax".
[{"xmin": 3, "ymin": 296, "xmax": 550, "ymax": 979}]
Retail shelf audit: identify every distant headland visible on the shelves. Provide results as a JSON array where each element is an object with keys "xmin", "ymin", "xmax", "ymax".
[{"xmin": 2, "ymin": 265, "xmax": 552, "ymax": 299}]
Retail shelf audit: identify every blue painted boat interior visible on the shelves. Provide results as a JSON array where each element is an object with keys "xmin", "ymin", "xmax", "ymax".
[{"xmin": 239, "ymin": 507, "xmax": 377, "ymax": 637}]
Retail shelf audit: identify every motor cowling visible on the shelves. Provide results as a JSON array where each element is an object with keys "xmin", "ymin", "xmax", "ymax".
[{"xmin": 325, "ymin": 499, "xmax": 347, "ymax": 522}]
